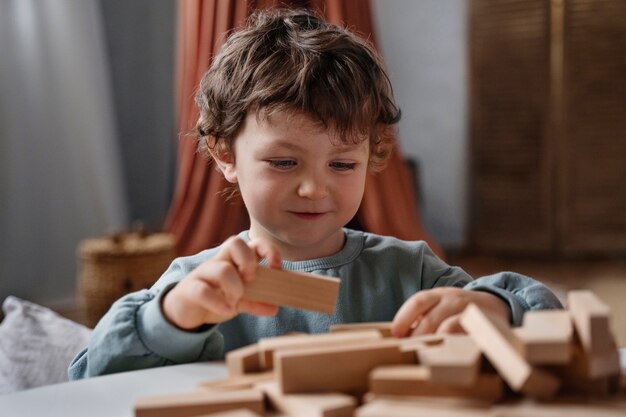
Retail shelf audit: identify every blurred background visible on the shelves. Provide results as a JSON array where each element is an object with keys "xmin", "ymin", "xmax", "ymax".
[{"xmin": 0, "ymin": 0, "xmax": 624, "ymax": 344}]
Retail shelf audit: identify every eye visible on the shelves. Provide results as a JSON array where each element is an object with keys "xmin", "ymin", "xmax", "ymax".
[
  {"xmin": 267, "ymin": 159, "xmax": 297, "ymax": 170},
  {"xmin": 329, "ymin": 161, "xmax": 357, "ymax": 171}
]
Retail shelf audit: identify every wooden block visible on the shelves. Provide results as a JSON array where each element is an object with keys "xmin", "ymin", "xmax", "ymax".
[
  {"xmin": 567, "ymin": 290, "xmax": 620, "ymax": 378},
  {"xmin": 459, "ymin": 303, "xmax": 560, "ymax": 398},
  {"xmin": 568, "ymin": 290, "xmax": 612, "ymax": 354},
  {"xmin": 416, "ymin": 334, "xmax": 482, "ymax": 386},
  {"xmin": 369, "ymin": 365, "xmax": 503, "ymax": 402},
  {"xmin": 226, "ymin": 343, "xmax": 263, "ymax": 376},
  {"xmin": 552, "ymin": 342, "xmax": 620, "ymax": 395},
  {"xmin": 195, "ymin": 410, "xmax": 262, "ymax": 417},
  {"xmin": 398, "ymin": 334, "xmax": 446, "ymax": 352},
  {"xmin": 133, "ymin": 389, "xmax": 264, "ymax": 417},
  {"xmin": 411, "ymin": 334, "xmax": 447, "ymax": 346},
  {"xmin": 356, "ymin": 399, "xmax": 490, "ymax": 417},
  {"xmin": 398, "ymin": 334, "xmax": 444, "ymax": 353},
  {"xmin": 257, "ymin": 381, "xmax": 356, "ymax": 417},
  {"xmin": 259, "ymin": 330, "xmax": 383, "ymax": 369},
  {"xmin": 583, "ymin": 341, "xmax": 620, "ymax": 379},
  {"xmin": 396, "ymin": 334, "xmax": 447, "ymax": 364},
  {"xmin": 329, "ymin": 322, "xmax": 394, "ymax": 337},
  {"xmin": 560, "ymin": 373, "xmax": 616, "ymax": 397},
  {"xmin": 492, "ymin": 400, "xmax": 626, "ymax": 417},
  {"xmin": 198, "ymin": 371, "xmax": 274, "ymax": 391},
  {"xmin": 362, "ymin": 393, "xmax": 496, "ymax": 410},
  {"xmin": 276, "ymin": 339, "xmax": 409, "ymax": 394},
  {"xmin": 243, "ymin": 266, "xmax": 340, "ymax": 314},
  {"xmin": 514, "ymin": 310, "xmax": 573, "ymax": 365}
]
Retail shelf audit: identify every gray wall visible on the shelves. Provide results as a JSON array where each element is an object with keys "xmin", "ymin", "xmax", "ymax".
[{"xmin": 372, "ymin": 0, "xmax": 468, "ymax": 248}]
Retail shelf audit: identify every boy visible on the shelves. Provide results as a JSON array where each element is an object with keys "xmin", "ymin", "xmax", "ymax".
[{"xmin": 69, "ymin": 9, "xmax": 561, "ymax": 379}]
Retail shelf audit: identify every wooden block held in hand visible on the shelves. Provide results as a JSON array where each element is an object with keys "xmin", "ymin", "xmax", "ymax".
[
  {"xmin": 459, "ymin": 303, "xmax": 560, "ymax": 398},
  {"xmin": 133, "ymin": 389, "xmax": 264, "ymax": 417},
  {"xmin": 330, "ymin": 322, "xmax": 394, "ymax": 337},
  {"xmin": 276, "ymin": 339, "xmax": 409, "ymax": 394},
  {"xmin": 514, "ymin": 309, "xmax": 573, "ymax": 365},
  {"xmin": 259, "ymin": 330, "xmax": 383, "ymax": 369},
  {"xmin": 369, "ymin": 365, "xmax": 503, "ymax": 402},
  {"xmin": 243, "ymin": 266, "xmax": 340, "ymax": 314},
  {"xmin": 258, "ymin": 381, "xmax": 356, "ymax": 417}
]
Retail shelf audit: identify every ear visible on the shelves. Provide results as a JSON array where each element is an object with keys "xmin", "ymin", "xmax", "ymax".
[{"xmin": 208, "ymin": 143, "xmax": 238, "ymax": 183}]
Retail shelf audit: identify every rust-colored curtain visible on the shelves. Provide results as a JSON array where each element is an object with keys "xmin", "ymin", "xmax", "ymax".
[
  {"xmin": 165, "ymin": 0, "xmax": 442, "ymax": 257},
  {"xmin": 165, "ymin": 0, "xmax": 249, "ymax": 255}
]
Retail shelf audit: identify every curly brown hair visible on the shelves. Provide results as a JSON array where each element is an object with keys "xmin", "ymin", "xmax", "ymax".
[{"xmin": 195, "ymin": 8, "xmax": 401, "ymax": 170}]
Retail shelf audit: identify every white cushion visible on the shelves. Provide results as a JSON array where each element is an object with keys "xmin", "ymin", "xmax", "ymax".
[{"xmin": 0, "ymin": 296, "xmax": 92, "ymax": 394}]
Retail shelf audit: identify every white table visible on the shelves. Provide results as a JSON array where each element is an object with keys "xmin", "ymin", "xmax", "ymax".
[
  {"xmin": 0, "ymin": 362, "xmax": 227, "ymax": 417},
  {"xmin": 2, "ymin": 351, "xmax": 626, "ymax": 417}
]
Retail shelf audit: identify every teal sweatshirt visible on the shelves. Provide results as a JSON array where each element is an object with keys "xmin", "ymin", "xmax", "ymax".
[{"xmin": 69, "ymin": 229, "xmax": 562, "ymax": 379}]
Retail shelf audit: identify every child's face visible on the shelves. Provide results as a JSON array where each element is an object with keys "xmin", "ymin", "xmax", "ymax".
[{"xmin": 217, "ymin": 110, "xmax": 369, "ymax": 260}]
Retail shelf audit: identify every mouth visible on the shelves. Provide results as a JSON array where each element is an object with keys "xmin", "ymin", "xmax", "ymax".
[{"xmin": 289, "ymin": 211, "xmax": 327, "ymax": 220}]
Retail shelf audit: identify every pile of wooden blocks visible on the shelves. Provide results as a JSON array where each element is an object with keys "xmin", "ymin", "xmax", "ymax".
[{"xmin": 134, "ymin": 289, "xmax": 625, "ymax": 417}]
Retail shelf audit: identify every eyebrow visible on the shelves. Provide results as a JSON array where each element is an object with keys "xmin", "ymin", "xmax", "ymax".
[
  {"xmin": 265, "ymin": 140, "xmax": 303, "ymax": 152},
  {"xmin": 266, "ymin": 140, "xmax": 363, "ymax": 154},
  {"xmin": 333, "ymin": 144, "xmax": 363, "ymax": 154}
]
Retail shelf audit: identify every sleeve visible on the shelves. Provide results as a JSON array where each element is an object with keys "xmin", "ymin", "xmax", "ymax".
[
  {"xmin": 417, "ymin": 243, "xmax": 474, "ymax": 289},
  {"xmin": 416, "ymin": 243, "xmax": 563, "ymax": 327},
  {"xmin": 463, "ymin": 272, "xmax": 563, "ymax": 326},
  {"xmin": 68, "ymin": 256, "xmax": 225, "ymax": 380}
]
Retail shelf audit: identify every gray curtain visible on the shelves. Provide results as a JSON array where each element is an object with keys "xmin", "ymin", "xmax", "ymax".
[{"xmin": 0, "ymin": 0, "xmax": 128, "ymax": 304}]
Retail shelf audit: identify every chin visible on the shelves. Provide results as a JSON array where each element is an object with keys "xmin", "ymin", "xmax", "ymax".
[{"xmin": 280, "ymin": 228, "xmax": 337, "ymax": 246}]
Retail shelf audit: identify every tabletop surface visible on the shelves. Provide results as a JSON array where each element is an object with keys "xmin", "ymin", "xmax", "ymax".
[
  {"xmin": 0, "ymin": 362, "xmax": 228, "ymax": 417},
  {"xmin": 2, "ymin": 350, "xmax": 626, "ymax": 417}
]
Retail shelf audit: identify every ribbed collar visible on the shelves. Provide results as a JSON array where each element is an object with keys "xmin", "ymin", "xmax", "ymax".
[{"xmin": 238, "ymin": 228, "xmax": 364, "ymax": 273}]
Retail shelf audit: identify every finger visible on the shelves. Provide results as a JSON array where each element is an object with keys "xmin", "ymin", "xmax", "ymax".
[
  {"xmin": 248, "ymin": 238, "xmax": 282, "ymax": 273},
  {"xmin": 237, "ymin": 299, "xmax": 279, "ymax": 316},
  {"xmin": 213, "ymin": 236, "xmax": 258, "ymax": 280},
  {"xmin": 194, "ymin": 262, "xmax": 245, "ymax": 308},
  {"xmin": 436, "ymin": 314, "xmax": 466, "ymax": 334},
  {"xmin": 189, "ymin": 278, "xmax": 237, "ymax": 318},
  {"xmin": 411, "ymin": 298, "xmax": 465, "ymax": 336},
  {"xmin": 392, "ymin": 291, "xmax": 441, "ymax": 338}
]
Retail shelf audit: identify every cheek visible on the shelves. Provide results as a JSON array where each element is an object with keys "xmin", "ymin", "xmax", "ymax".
[
  {"xmin": 239, "ymin": 172, "xmax": 285, "ymax": 209},
  {"xmin": 239, "ymin": 185, "xmax": 272, "ymax": 220},
  {"xmin": 336, "ymin": 173, "xmax": 367, "ymax": 205}
]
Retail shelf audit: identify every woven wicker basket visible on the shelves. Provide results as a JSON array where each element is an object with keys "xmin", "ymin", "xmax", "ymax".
[{"xmin": 78, "ymin": 232, "xmax": 176, "ymax": 327}]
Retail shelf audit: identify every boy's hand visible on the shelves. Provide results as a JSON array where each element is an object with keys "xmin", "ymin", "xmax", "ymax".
[
  {"xmin": 391, "ymin": 288, "xmax": 510, "ymax": 338},
  {"xmin": 162, "ymin": 236, "xmax": 281, "ymax": 330}
]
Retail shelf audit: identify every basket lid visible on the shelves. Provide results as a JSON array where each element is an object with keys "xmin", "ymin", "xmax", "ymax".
[{"xmin": 79, "ymin": 232, "xmax": 176, "ymax": 259}]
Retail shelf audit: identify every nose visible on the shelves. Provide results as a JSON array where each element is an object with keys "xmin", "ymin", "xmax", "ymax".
[{"xmin": 297, "ymin": 172, "xmax": 329, "ymax": 200}]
